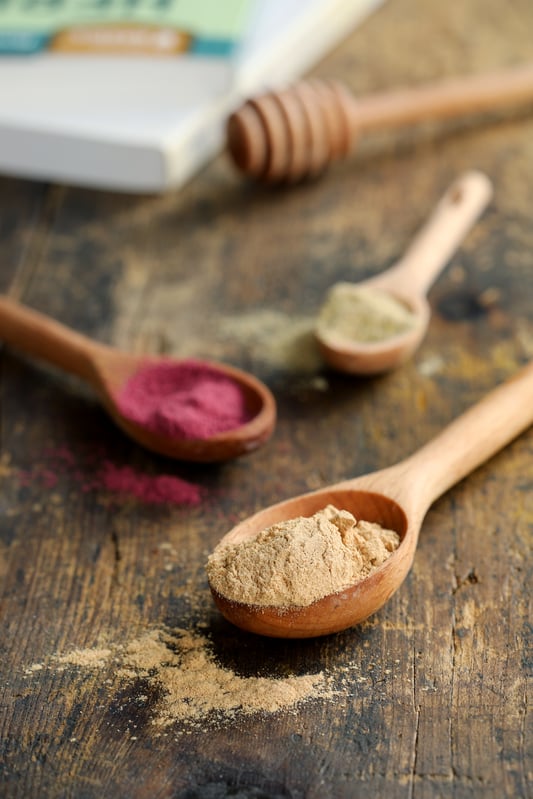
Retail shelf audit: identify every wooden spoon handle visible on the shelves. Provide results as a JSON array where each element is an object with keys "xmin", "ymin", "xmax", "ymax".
[
  {"xmin": 400, "ymin": 361, "xmax": 533, "ymax": 512},
  {"xmin": 355, "ymin": 61, "xmax": 533, "ymax": 134},
  {"xmin": 375, "ymin": 171, "xmax": 493, "ymax": 297},
  {"xmin": 0, "ymin": 296, "xmax": 104, "ymax": 381}
]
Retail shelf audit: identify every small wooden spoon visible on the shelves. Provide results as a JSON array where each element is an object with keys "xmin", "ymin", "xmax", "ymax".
[
  {"xmin": 0, "ymin": 297, "xmax": 276, "ymax": 462},
  {"xmin": 316, "ymin": 171, "xmax": 493, "ymax": 374},
  {"xmin": 210, "ymin": 360, "xmax": 533, "ymax": 637}
]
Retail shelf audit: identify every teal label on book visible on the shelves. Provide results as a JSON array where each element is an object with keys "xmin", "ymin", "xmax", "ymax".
[{"xmin": 0, "ymin": 0, "xmax": 250, "ymax": 56}]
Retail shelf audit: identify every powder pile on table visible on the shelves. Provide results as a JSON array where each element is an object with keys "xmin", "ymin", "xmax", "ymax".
[
  {"xmin": 317, "ymin": 283, "xmax": 417, "ymax": 345},
  {"xmin": 119, "ymin": 628, "xmax": 330, "ymax": 724},
  {"xmin": 207, "ymin": 504, "xmax": 400, "ymax": 608},
  {"xmin": 18, "ymin": 445, "xmax": 202, "ymax": 506},
  {"xmin": 27, "ymin": 626, "xmax": 331, "ymax": 727}
]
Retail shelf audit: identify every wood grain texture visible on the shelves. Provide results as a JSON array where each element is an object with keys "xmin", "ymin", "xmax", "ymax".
[{"xmin": 0, "ymin": 1, "xmax": 532, "ymax": 797}]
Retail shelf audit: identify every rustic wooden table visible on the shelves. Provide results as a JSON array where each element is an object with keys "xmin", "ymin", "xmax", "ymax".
[{"xmin": 1, "ymin": 1, "xmax": 531, "ymax": 797}]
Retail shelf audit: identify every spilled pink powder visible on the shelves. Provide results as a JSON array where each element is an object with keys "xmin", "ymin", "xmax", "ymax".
[
  {"xmin": 116, "ymin": 360, "xmax": 252, "ymax": 441},
  {"xmin": 20, "ymin": 446, "xmax": 202, "ymax": 507},
  {"xmin": 95, "ymin": 462, "xmax": 200, "ymax": 505}
]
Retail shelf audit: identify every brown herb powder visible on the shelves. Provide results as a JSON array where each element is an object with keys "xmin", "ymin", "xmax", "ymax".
[
  {"xmin": 36, "ymin": 626, "xmax": 331, "ymax": 727},
  {"xmin": 207, "ymin": 505, "xmax": 400, "ymax": 607}
]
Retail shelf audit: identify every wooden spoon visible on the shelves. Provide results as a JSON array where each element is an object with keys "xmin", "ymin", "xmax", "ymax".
[
  {"xmin": 209, "ymin": 360, "xmax": 533, "ymax": 637},
  {"xmin": 0, "ymin": 297, "xmax": 276, "ymax": 462},
  {"xmin": 316, "ymin": 170, "xmax": 493, "ymax": 374}
]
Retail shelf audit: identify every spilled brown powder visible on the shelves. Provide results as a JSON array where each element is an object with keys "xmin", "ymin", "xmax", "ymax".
[
  {"xmin": 207, "ymin": 505, "xmax": 400, "ymax": 607},
  {"xmin": 40, "ymin": 627, "xmax": 330, "ymax": 726},
  {"xmin": 119, "ymin": 629, "xmax": 328, "ymax": 724},
  {"xmin": 55, "ymin": 647, "xmax": 113, "ymax": 669}
]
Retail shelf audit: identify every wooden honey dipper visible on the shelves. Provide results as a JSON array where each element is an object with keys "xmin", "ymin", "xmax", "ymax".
[{"xmin": 227, "ymin": 62, "xmax": 533, "ymax": 182}]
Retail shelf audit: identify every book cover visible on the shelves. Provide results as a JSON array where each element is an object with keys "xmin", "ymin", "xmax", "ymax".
[{"xmin": 0, "ymin": 0, "xmax": 383, "ymax": 192}]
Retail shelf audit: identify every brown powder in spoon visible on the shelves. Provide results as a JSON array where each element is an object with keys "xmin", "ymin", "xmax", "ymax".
[{"xmin": 207, "ymin": 505, "xmax": 400, "ymax": 607}]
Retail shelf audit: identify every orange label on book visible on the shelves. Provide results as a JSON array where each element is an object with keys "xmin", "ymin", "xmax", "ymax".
[{"xmin": 51, "ymin": 25, "xmax": 191, "ymax": 56}]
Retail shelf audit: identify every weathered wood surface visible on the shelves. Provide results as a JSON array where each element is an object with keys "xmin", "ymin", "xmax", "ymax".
[{"xmin": 0, "ymin": 1, "xmax": 531, "ymax": 797}]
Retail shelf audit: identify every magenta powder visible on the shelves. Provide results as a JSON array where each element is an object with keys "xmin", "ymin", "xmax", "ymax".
[
  {"xmin": 97, "ymin": 462, "xmax": 201, "ymax": 506},
  {"xmin": 116, "ymin": 360, "xmax": 252, "ymax": 441},
  {"xmin": 20, "ymin": 446, "xmax": 203, "ymax": 507}
]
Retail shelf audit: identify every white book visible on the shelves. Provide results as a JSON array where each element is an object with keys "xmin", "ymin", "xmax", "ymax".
[{"xmin": 0, "ymin": 0, "xmax": 382, "ymax": 193}]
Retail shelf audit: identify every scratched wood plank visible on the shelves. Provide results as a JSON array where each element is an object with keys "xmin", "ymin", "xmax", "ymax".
[{"xmin": 0, "ymin": 1, "xmax": 532, "ymax": 797}]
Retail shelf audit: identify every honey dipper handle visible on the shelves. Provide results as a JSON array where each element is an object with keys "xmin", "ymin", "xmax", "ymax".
[
  {"xmin": 398, "ymin": 361, "xmax": 533, "ymax": 513},
  {"xmin": 376, "ymin": 171, "xmax": 493, "ymax": 297},
  {"xmin": 354, "ymin": 62, "xmax": 533, "ymax": 134},
  {"xmin": 0, "ymin": 296, "xmax": 105, "ymax": 382}
]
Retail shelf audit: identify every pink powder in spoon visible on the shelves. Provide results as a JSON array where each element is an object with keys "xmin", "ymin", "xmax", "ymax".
[{"xmin": 116, "ymin": 360, "xmax": 253, "ymax": 441}]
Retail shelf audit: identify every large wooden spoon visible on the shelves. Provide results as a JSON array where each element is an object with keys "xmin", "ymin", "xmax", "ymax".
[
  {"xmin": 0, "ymin": 297, "xmax": 276, "ymax": 462},
  {"xmin": 316, "ymin": 170, "xmax": 493, "ymax": 374},
  {"xmin": 209, "ymin": 361, "xmax": 533, "ymax": 637}
]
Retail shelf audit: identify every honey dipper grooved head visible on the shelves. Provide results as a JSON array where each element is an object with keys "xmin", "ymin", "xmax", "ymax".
[{"xmin": 226, "ymin": 80, "xmax": 355, "ymax": 183}]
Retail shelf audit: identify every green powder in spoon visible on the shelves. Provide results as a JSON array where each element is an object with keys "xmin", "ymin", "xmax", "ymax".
[{"xmin": 317, "ymin": 283, "xmax": 417, "ymax": 344}]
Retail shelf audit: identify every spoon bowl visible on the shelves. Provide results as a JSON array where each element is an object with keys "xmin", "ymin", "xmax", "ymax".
[
  {"xmin": 209, "ymin": 361, "xmax": 533, "ymax": 637},
  {"xmin": 315, "ymin": 171, "xmax": 493, "ymax": 375},
  {"xmin": 0, "ymin": 297, "xmax": 276, "ymax": 462},
  {"xmin": 317, "ymin": 287, "xmax": 431, "ymax": 375},
  {"xmin": 211, "ymin": 482, "xmax": 410, "ymax": 638}
]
